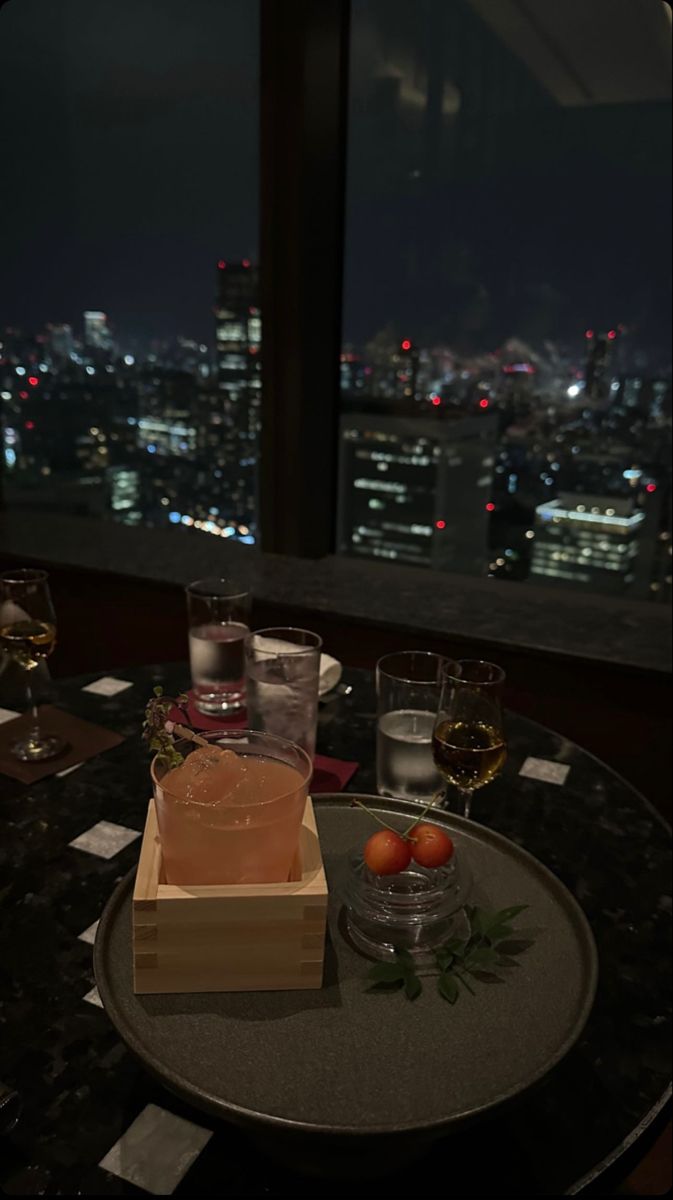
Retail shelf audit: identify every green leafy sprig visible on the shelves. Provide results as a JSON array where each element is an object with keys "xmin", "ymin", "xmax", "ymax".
[
  {"xmin": 365, "ymin": 904, "xmax": 531, "ymax": 1005},
  {"xmin": 143, "ymin": 686, "xmax": 189, "ymax": 769}
]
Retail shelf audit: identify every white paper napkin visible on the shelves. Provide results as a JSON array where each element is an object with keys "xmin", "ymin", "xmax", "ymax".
[{"xmin": 249, "ymin": 636, "xmax": 342, "ymax": 696}]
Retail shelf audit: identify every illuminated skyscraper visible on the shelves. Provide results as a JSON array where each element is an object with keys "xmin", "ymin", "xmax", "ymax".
[
  {"xmin": 337, "ymin": 410, "xmax": 497, "ymax": 573},
  {"xmin": 108, "ymin": 466, "xmax": 140, "ymax": 524},
  {"xmin": 531, "ymin": 491, "xmax": 646, "ymax": 595},
  {"xmin": 83, "ymin": 310, "xmax": 113, "ymax": 352},
  {"xmin": 214, "ymin": 260, "xmax": 261, "ymax": 521},
  {"xmin": 584, "ymin": 329, "xmax": 617, "ymax": 405},
  {"xmin": 48, "ymin": 323, "xmax": 74, "ymax": 360}
]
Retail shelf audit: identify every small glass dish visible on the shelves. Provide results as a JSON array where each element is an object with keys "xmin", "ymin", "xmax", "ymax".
[{"xmin": 343, "ymin": 848, "xmax": 472, "ymax": 964}]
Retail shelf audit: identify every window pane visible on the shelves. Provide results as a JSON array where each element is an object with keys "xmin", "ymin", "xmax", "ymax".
[
  {"xmin": 1, "ymin": 0, "xmax": 260, "ymax": 545},
  {"xmin": 339, "ymin": 0, "xmax": 672, "ymax": 603}
]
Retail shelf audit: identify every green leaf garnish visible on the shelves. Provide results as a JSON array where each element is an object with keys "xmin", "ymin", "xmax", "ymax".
[
  {"xmin": 364, "ymin": 903, "xmax": 534, "ymax": 1010},
  {"xmin": 404, "ymin": 973, "xmax": 422, "ymax": 1001},
  {"xmin": 438, "ymin": 973, "xmax": 459, "ymax": 1005},
  {"xmin": 364, "ymin": 948, "xmax": 424, "ymax": 1000},
  {"xmin": 365, "ymin": 963, "xmax": 407, "ymax": 987}
]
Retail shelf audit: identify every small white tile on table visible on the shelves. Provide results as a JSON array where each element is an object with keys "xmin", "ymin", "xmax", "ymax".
[
  {"xmin": 82, "ymin": 676, "xmax": 133, "ymax": 697},
  {"xmin": 78, "ymin": 919, "xmax": 100, "ymax": 945},
  {"xmin": 99, "ymin": 1103, "xmax": 212, "ymax": 1195},
  {"xmin": 83, "ymin": 985, "xmax": 103, "ymax": 1008},
  {"xmin": 519, "ymin": 756, "xmax": 570, "ymax": 786},
  {"xmin": 56, "ymin": 763, "xmax": 83, "ymax": 779},
  {"xmin": 0, "ymin": 706, "xmax": 20, "ymax": 725},
  {"xmin": 69, "ymin": 820, "xmax": 140, "ymax": 860}
]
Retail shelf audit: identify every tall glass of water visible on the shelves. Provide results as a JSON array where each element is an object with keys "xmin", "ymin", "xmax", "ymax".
[
  {"xmin": 376, "ymin": 651, "xmax": 455, "ymax": 802},
  {"xmin": 186, "ymin": 578, "xmax": 251, "ymax": 715},
  {"xmin": 245, "ymin": 628, "xmax": 322, "ymax": 759}
]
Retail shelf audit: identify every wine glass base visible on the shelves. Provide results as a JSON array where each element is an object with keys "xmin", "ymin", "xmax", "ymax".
[{"xmin": 11, "ymin": 734, "xmax": 69, "ymax": 763}]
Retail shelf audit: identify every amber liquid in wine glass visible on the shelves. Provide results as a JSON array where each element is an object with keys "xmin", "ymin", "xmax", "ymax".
[
  {"xmin": 0, "ymin": 569, "xmax": 67, "ymax": 762},
  {"xmin": 432, "ymin": 661, "xmax": 506, "ymax": 820}
]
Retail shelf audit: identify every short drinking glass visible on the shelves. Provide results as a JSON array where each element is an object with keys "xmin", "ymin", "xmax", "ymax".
[
  {"xmin": 432, "ymin": 660, "xmax": 507, "ymax": 820},
  {"xmin": 376, "ymin": 651, "xmax": 455, "ymax": 802},
  {"xmin": 245, "ymin": 628, "xmax": 322, "ymax": 759},
  {"xmin": 151, "ymin": 729, "xmax": 311, "ymax": 885},
  {"xmin": 186, "ymin": 578, "xmax": 251, "ymax": 715}
]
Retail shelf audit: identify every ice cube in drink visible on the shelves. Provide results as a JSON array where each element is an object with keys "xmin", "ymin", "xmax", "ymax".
[
  {"xmin": 189, "ymin": 621, "xmax": 249, "ymax": 714},
  {"xmin": 376, "ymin": 708, "xmax": 443, "ymax": 802},
  {"xmin": 246, "ymin": 638, "xmax": 320, "ymax": 758},
  {"xmin": 153, "ymin": 739, "xmax": 310, "ymax": 885}
]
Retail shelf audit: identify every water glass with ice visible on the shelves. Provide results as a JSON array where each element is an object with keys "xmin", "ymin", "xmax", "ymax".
[
  {"xmin": 376, "ymin": 651, "xmax": 455, "ymax": 802},
  {"xmin": 186, "ymin": 578, "xmax": 251, "ymax": 715},
  {"xmin": 245, "ymin": 628, "xmax": 322, "ymax": 759}
]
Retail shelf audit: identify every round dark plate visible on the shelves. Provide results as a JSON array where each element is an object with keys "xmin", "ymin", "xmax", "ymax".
[{"xmin": 94, "ymin": 795, "xmax": 598, "ymax": 1138}]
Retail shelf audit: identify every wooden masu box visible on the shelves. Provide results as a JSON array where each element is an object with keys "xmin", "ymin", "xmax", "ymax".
[{"xmin": 132, "ymin": 797, "xmax": 328, "ymax": 994}]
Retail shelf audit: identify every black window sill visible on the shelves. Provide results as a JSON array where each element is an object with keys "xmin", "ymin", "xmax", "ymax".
[{"xmin": 1, "ymin": 510, "xmax": 670, "ymax": 675}]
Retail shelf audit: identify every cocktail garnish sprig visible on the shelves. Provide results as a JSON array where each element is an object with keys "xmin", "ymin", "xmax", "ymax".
[
  {"xmin": 143, "ymin": 686, "xmax": 190, "ymax": 768},
  {"xmin": 365, "ymin": 904, "xmax": 532, "ymax": 1004}
]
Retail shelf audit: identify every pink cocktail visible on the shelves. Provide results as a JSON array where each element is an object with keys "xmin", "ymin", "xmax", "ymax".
[{"xmin": 151, "ymin": 729, "xmax": 311, "ymax": 885}]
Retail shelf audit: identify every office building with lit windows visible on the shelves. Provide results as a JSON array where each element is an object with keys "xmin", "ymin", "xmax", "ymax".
[
  {"xmin": 531, "ymin": 492, "xmax": 646, "ymax": 595},
  {"xmin": 83, "ymin": 310, "xmax": 113, "ymax": 353},
  {"xmin": 215, "ymin": 260, "xmax": 261, "ymax": 425},
  {"xmin": 584, "ymin": 330, "xmax": 617, "ymax": 405},
  {"xmin": 48, "ymin": 323, "xmax": 74, "ymax": 360},
  {"xmin": 337, "ymin": 410, "xmax": 497, "ymax": 574},
  {"xmin": 108, "ymin": 466, "xmax": 141, "ymax": 524},
  {"xmin": 214, "ymin": 260, "xmax": 261, "ymax": 522}
]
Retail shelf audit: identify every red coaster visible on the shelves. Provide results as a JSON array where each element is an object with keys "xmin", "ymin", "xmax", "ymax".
[
  {"xmin": 170, "ymin": 693, "xmax": 248, "ymax": 731},
  {"xmin": 168, "ymin": 693, "xmax": 359, "ymax": 794},
  {"xmin": 311, "ymin": 755, "xmax": 359, "ymax": 793}
]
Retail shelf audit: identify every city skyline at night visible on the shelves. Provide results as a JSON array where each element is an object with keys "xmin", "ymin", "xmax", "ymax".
[{"xmin": 2, "ymin": 259, "xmax": 670, "ymax": 603}]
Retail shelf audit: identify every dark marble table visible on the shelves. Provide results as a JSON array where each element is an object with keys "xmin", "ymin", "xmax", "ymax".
[{"xmin": 0, "ymin": 663, "xmax": 670, "ymax": 1196}]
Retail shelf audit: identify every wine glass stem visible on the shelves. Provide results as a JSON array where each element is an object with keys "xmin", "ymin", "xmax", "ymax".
[
  {"xmin": 458, "ymin": 788, "xmax": 473, "ymax": 820},
  {"xmin": 27, "ymin": 676, "xmax": 41, "ymax": 741}
]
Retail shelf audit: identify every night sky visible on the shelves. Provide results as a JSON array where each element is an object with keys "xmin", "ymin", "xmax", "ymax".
[
  {"xmin": 0, "ymin": 0, "xmax": 259, "ymax": 343},
  {"xmin": 1, "ymin": 0, "xmax": 671, "ymax": 359}
]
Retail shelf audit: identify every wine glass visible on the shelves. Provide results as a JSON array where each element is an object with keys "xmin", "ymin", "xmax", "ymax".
[
  {"xmin": 432, "ymin": 660, "xmax": 507, "ymax": 820},
  {"xmin": 0, "ymin": 568, "xmax": 66, "ymax": 762}
]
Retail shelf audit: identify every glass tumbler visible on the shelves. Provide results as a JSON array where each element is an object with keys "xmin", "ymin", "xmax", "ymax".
[
  {"xmin": 151, "ymin": 729, "xmax": 311, "ymax": 885},
  {"xmin": 376, "ymin": 651, "xmax": 456, "ymax": 802},
  {"xmin": 186, "ymin": 578, "xmax": 251, "ymax": 715},
  {"xmin": 245, "ymin": 627, "xmax": 322, "ymax": 759}
]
